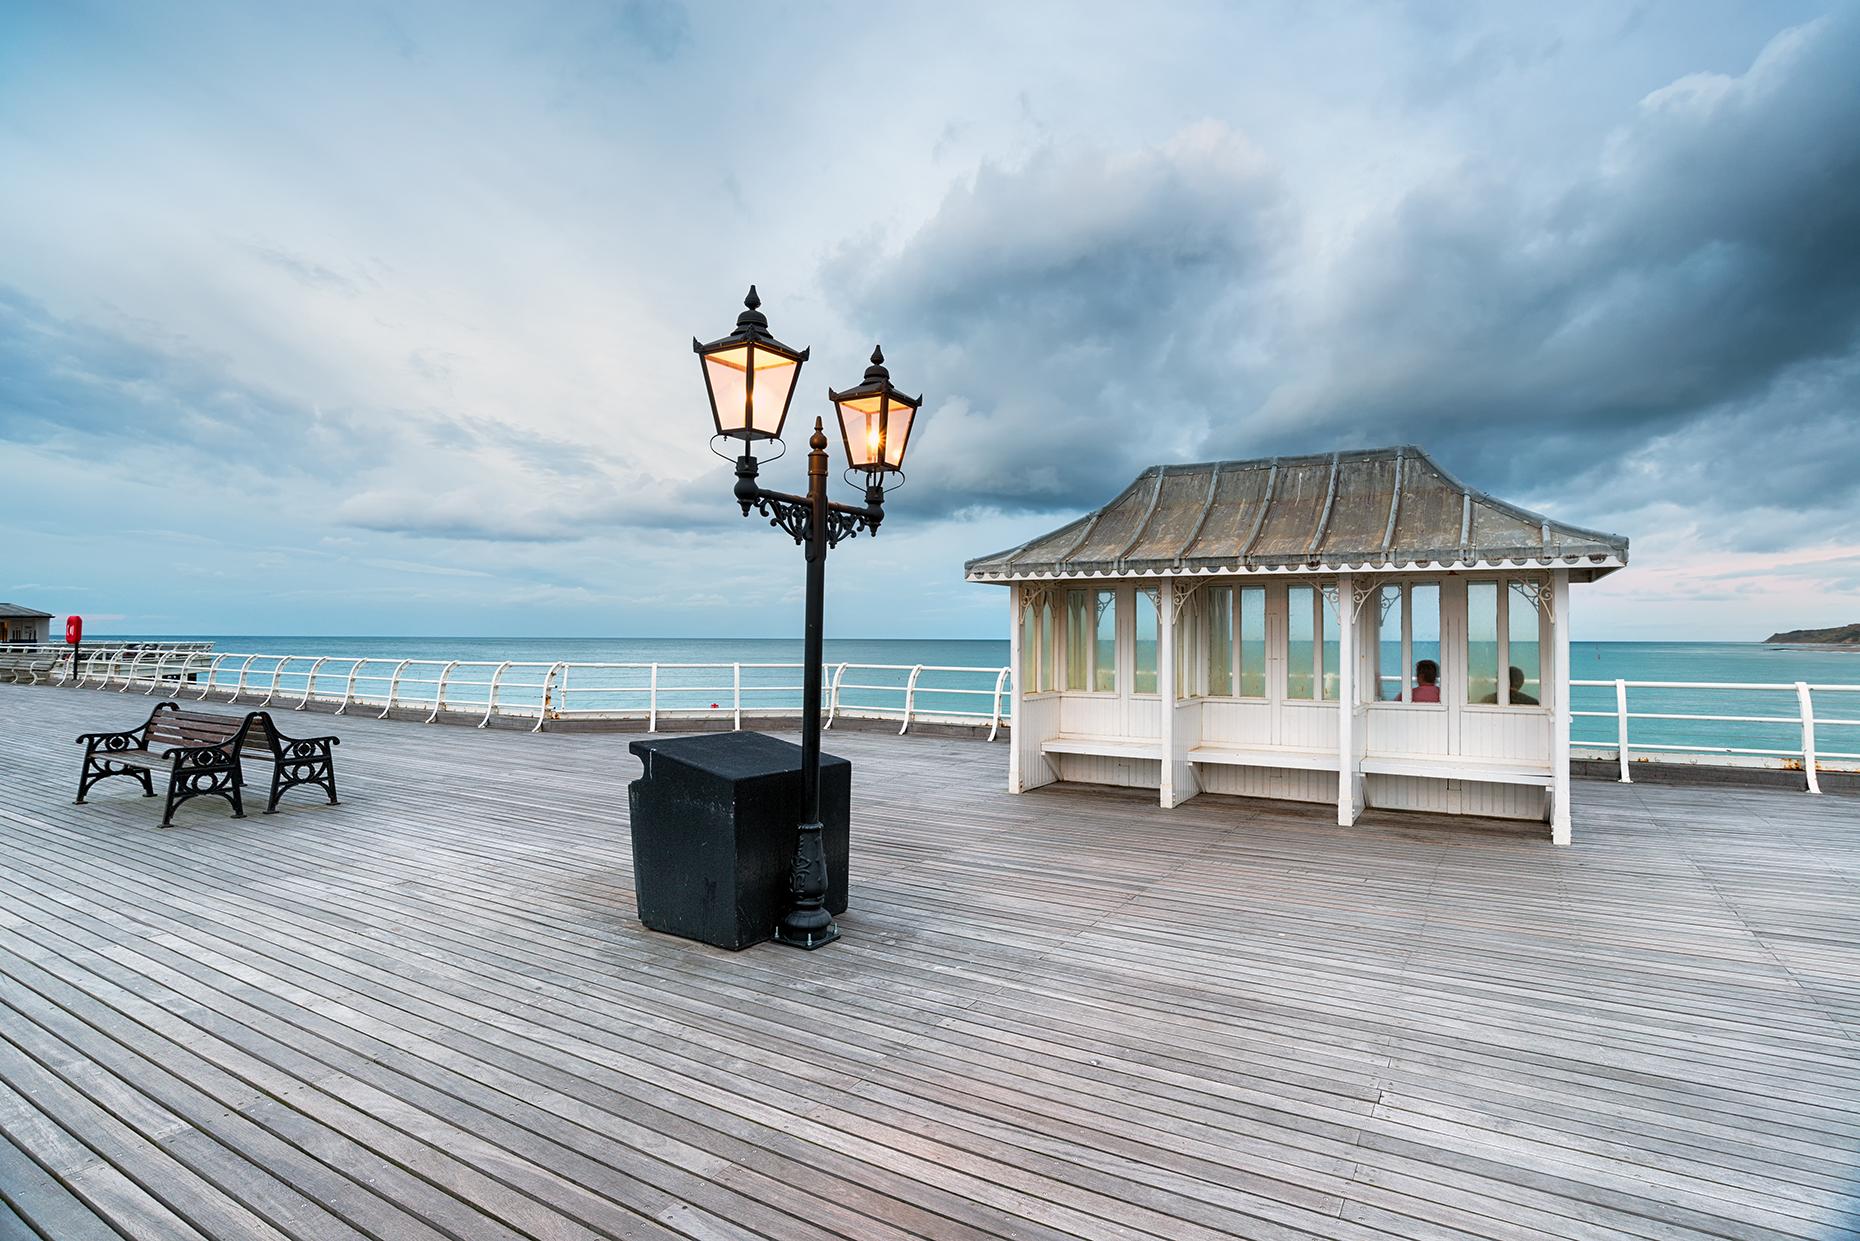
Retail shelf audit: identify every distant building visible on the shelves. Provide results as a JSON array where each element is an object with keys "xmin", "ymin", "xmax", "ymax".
[
  {"xmin": 965, "ymin": 446, "xmax": 1629, "ymax": 845},
  {"xmin": 0, "ymin": 604, "xmax": 55, "ymax": 645}
]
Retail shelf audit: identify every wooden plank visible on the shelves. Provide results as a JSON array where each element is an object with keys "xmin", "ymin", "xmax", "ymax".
[{"xmin": 3, "ymin": 681, "xmax": 1858, "ymax": 1240}]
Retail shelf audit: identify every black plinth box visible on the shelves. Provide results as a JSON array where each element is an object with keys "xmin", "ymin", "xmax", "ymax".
[{"xmin": 626, "ymin": 732, "xmax": 850, "ymax": 951}]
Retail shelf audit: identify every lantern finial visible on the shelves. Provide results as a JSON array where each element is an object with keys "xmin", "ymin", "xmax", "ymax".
[
  {"xmin": 864, "ymin": 347, "xmax": 888, "ymax": 381},
  {"xmin": 737, "ymin": 286, "xmax": 768, "ymax": 331}
]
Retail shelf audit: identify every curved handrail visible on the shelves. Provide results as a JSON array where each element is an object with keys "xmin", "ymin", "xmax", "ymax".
[
  {"xmin": 899, "ymin": 665, "xmax": 925, "ymax": 736},
  {"xmin": 298, "ymin": 657, "xmax": 329, "ymax": 710},
  {"xmin": 479, "ymin": 662, "xmax": 514, "ymax": 728},
  {"xmin": 825, "ymin": 662, "xmax": 850, "ymax": 728},
  {"xmin": 988, "ymin": 667, "xmax": 1011, "ymax": 742},
  {"xmin": 532, "ymin": 662, "xmax": 566, "ymax": 732},
  {"xmin": 380, "ymin": 659, "xmax": 413, "ymax": 720},
  {"xmin": 428, "ymin": 660, "xmax": 461, "ymax": 723},
  {"xmin": 337, "ymin": 658, "xmax": 372, "ymax": 715}
]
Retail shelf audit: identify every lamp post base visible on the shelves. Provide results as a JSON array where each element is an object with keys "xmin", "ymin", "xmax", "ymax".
[
  {"xmin": 774, "ymin": 820, "xmax": 840, "ymax": 950},
  {"xmin": 773, "ymin": 920, "xmax": 841, "ymax": 950}
]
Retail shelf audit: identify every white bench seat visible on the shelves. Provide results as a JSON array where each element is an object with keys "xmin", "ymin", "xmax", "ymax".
[
  {"xmin": 1041, "ymin": 734, "xmax": 1162, "ymax": 761},
  {"xmin": 1186, "ymin": 744, "xmax": 1339, "ymax": 772},
  {"xmin": 1361, "ymin": 754, "xmax": 1554, "ymax": 786}
]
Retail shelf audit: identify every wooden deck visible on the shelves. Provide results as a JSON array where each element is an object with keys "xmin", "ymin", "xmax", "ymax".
[{"xmin": 2, "ymin": 682, "xmax": 1856, "ymax": 1240}]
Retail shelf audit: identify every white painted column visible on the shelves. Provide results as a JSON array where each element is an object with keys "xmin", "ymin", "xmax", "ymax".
[
  {"xmin": 1158, "ymin": 582, "xmax": 1178, "ymax": 809},
  {"xmin": 1337, "ymin": 574, "xmax": 1363, "ymax": 825},
  {"xmin": 1008, "ymin": 585, "xmax": 1025, "ymax": 794},
  {"xmin": 1551, "ymin": 569, "xmax": 1572, "ymax": 846}
]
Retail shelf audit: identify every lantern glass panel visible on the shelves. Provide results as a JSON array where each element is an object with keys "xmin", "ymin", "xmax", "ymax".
[
  {"xmin": 703, "ymin": 347, "xmax": 751, "ymax": 436},
  {"xmin": 881, "ymin": 402, "xmax": 914, "ymax": 467},
  {"xmin": 748, "ymin": 348, "xmax": 799, "ymax": 437}
]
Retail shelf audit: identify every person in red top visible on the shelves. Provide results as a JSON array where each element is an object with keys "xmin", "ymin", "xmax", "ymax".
[{"xmin": 1411, "ymin": 659, "xmax": 1441, "ymax": 702}]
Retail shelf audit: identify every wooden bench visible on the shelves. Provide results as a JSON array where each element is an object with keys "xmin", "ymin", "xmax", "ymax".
[
  {"xmin": 74, "ymin": 704, "xmax": 340, "ymax": 826},
  {"xmin": 241, "ymin": 710, "xmax": 342, "ymax": 815}
]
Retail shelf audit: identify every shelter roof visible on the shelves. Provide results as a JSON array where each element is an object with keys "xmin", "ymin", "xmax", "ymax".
[
  {"xmin": 965, "ymin": 446, "xmax": 1628, "ymax": 584},
  {"xmin": 0, "ymin": 603, "xmax": 54, "ymax": 620}
]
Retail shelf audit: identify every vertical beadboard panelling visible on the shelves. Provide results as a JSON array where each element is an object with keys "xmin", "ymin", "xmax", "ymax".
[
  {"xmin": 1059, "ymin": 694, "xmax": 1124, "ymax": 737},
  {"xmin": 1196, "ymin": 763, "xmax": 1337, "ymax": 804},
  {"xmin": 1364, "ymin": 704, "xmax": 1449, "ymax": 756},
  {"xmin": 1059, "ymin": 753, "xmax": 1161, "ymax": 789},
  {"xmin": 1459, "ymin": 707, "xmax": 1552, "ymax": 760},
  {"xmin": 1017, "ymin": 695, "xmax": 1064, "ymax": 790},
  {"xmin": 1127, "ymin": 695, "xmax": 1163, "ymax": 739},
  {"xmin": 1199, "ymin": 700, "xmax": 1273, "ymax": 746},
  {"xmin": 1366, "ymin": 773, "xmax": 1543, "ymax": 819},
  {"xmin": 1280, "ymin": 702, "xmax": 1338, "ymax": 750}
]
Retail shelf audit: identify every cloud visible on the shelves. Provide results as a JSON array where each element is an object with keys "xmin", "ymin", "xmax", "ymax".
[
  {"xmin": 1256, "ymin": 9, "xmax": 1860, "ymax": 495},
  {"xmin": 834, "ymin": 11, "xmax": 1860, "ymax": 548},
  {"xmin": 833, "ymin": 120, "xmax": 1289, "ymax": 516}
]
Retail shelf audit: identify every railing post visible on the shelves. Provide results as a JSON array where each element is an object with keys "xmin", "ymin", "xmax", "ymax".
[
  {"xmin": 900, "ymin": 664, "xmax": 925, "ymax": 736},
  {"xmin": 195, "ymin": 654, "xmax": 229, "ymax": 700},
  {"xmin": 648, "ymin": 663, "xmax": 659, "ymax": 733},
  {"xmin": 380, "ymin": 659, "xmax": 412, "ymax": 720},
  {"xmin": 1615, "ymin": 679, "xmax": 1632, "ymax": 783},
  {"xmin": 826, "ymin": 663, "xmax": 849, "ymax": 728},
  {"xmin": 479, "ymin": 662, "xmax": 513, "ymax": 728},
  {"xmin": 428, "ymin": 660, "xmax": 461, "ymax": 723},
  {"xmin": 733, "ymin": 662, "xmax": 742, "ymax": 731},
  {"xmin": 532, "ymin": 662, "xmax": 565, "ymax": 733},
  {"xmin": 231, "ymin": 655, "xmax": 260, "ymax": 703},
  {"xmin": 989, "ymin": 667, "xmax": 1010, "ymax": 742},
  {"xmin": 259, "ymin": 656, "xmax": 291, "ymax": 707},
  {"xmin": 1797, "ymin": 682, "xmax": 1821, "ymax": 795},
  {"xmin": 337, "ymin": 659, "xmax": 368, "ymax": 715},
  {"xmin": 299, "ymin": 657, "xmax": 328, "ymax": 710}
]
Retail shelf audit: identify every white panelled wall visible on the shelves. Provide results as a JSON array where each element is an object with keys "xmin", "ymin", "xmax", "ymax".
[{"xmin": 1010, "ymin": 568, "xmax": 1574, "ymax": 843}]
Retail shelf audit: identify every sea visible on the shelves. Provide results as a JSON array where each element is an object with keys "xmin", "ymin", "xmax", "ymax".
[{"xmin": 97, "ymin": 636, "xmax": 1859, "ymax": 760}]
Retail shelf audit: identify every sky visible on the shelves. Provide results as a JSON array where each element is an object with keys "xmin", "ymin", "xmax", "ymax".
[{"xmin": 2, "ymin": 0, "xmax": 1857, "ymax": 642}]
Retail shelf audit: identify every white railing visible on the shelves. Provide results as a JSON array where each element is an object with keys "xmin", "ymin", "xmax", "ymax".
[
  {"xmin": 1571, "ymin": 678, "xmax": 1860, "ymax": 794},
  {"xmin": 32, "ymin": 648, "xmax": 1013, "ymax": 740}
]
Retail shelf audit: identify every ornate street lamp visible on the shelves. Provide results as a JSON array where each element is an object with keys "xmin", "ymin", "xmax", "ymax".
[{"xmin": 694, "ymin": 288, "xmax": 920, "ymax": 949}]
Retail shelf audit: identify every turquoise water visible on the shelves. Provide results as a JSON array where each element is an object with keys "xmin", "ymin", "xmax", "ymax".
[{"xmin": 102, "ymin": 637, "xmax": 1858, "ymax": 756}]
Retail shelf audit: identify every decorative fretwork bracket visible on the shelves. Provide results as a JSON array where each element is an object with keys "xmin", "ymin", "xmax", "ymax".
[{"xmin": 1511, "ymin": 576, "xmax": 1556, "ymax": 627}]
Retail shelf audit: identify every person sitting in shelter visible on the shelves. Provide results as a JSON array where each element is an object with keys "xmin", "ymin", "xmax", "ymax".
[
  {"xmin": 1481, "ymin": 666, "xmax": 1538, "ymax": 706},
  {"xmin": 1411, "ymin": 660, "xmax": 1441, "ymax": 702}
]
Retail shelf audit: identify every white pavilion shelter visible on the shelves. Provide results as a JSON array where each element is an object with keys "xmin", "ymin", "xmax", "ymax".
[{"xmin": 965, "ymin": 447, "xmax": 1629, "ymax": 845}]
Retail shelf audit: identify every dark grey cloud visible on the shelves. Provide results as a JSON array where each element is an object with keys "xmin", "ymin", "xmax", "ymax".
[
  {"xmin": 841, "ymin": 11, "xmax": 1860, "ymax": 535},
  {"xmin": 834, "ymin": 121, "xmax": 1288, "ymax": 518},
  {"xmin": 1289, "ymin": 9, "xmax": 1860, "ymax": 495}
]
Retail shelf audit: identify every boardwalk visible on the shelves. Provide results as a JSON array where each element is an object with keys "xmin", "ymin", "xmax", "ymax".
[{"xmin": 1, "ymin": 682, "xmax": 1855, "ymax": 1240}]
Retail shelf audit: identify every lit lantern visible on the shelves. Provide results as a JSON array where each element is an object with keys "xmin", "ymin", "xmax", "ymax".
[
  {"xmin": 830, "ymin": 348, "xmax": 922, "ymax": 474},
  {"xmin": 692, "ymin": 286, "xmax": 810, "ymax": 442}
]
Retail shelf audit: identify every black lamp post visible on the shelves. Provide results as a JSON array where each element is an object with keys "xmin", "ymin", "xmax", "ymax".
[{"xmin": 693, "ymin": 288, "xmax": 921, "ymax": 949}]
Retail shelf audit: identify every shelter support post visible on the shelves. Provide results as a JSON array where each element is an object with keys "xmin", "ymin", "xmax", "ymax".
[
  {"xmin": 1159, "ymin": 583, "xmax": 1199, "ymax": 809},
  {"xmin": 1008, "ymin": 586, "xmax": 1024, "ymax": 793},
  {"xmin": 1551, "ymin": 569, "xmax": 1572, "ymax": 845},
  {"xmin": 1337, "ymin": 573, "xmax": 1363, "ymax": 826}
]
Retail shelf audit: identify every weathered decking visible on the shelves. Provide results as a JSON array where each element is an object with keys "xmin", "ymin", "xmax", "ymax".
[{"xmin": 1, "ymin": 681, "xmax": 1855, "ymax": 1240}]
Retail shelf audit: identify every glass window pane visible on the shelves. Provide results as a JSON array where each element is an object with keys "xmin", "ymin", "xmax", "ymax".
[
  {"xmin": 1096, "ymin": 591, "xmax": 1116, "ymax": 692},
  {"xmin": 1021, "ymin": 601, "xmax": 1038, "ymax": 693},
  {"xmin": 1287, "ymin": 586, "xmax": 1314, "ymax": 700},
  {"xmin": 1040, "ymin": 601, "xmax": 1054, "ymax": 694},
  {"xmin": 1066, "ymin": 591, "xmax": 1089, "ymax": 690},
  {"xmin": 1239, "ymin": 587, "xmax": 1266, "ymax": 697},
  {"xmin": 1071, "ymin": 591, "xmax": 1086, "ymax": 688},
  {"xmin": 1508, "ymin": 581, "xmax": 1542, "ymax": 706},
  {"xmin": 1208, "ymin": 586, "xmax": 1233, "ymax": 697},
  {"xmin": 1377, "ymin": 584, "xmax": 1402, "ymax": 701},
  {"xmin": 1134, "ymin": 590, "xmax": 1158, "ymax": 693},
  {"xmin": 1321, "ymin": 587, "xmax": 1340, "ymax": 701},
  {"xmin": 1468, "ymin": 581, "xmax": 1499, "ymax": 704},
  {"xmin": 1410, "ymin": 583, "xmax": 1441, "ymax": 702}
]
